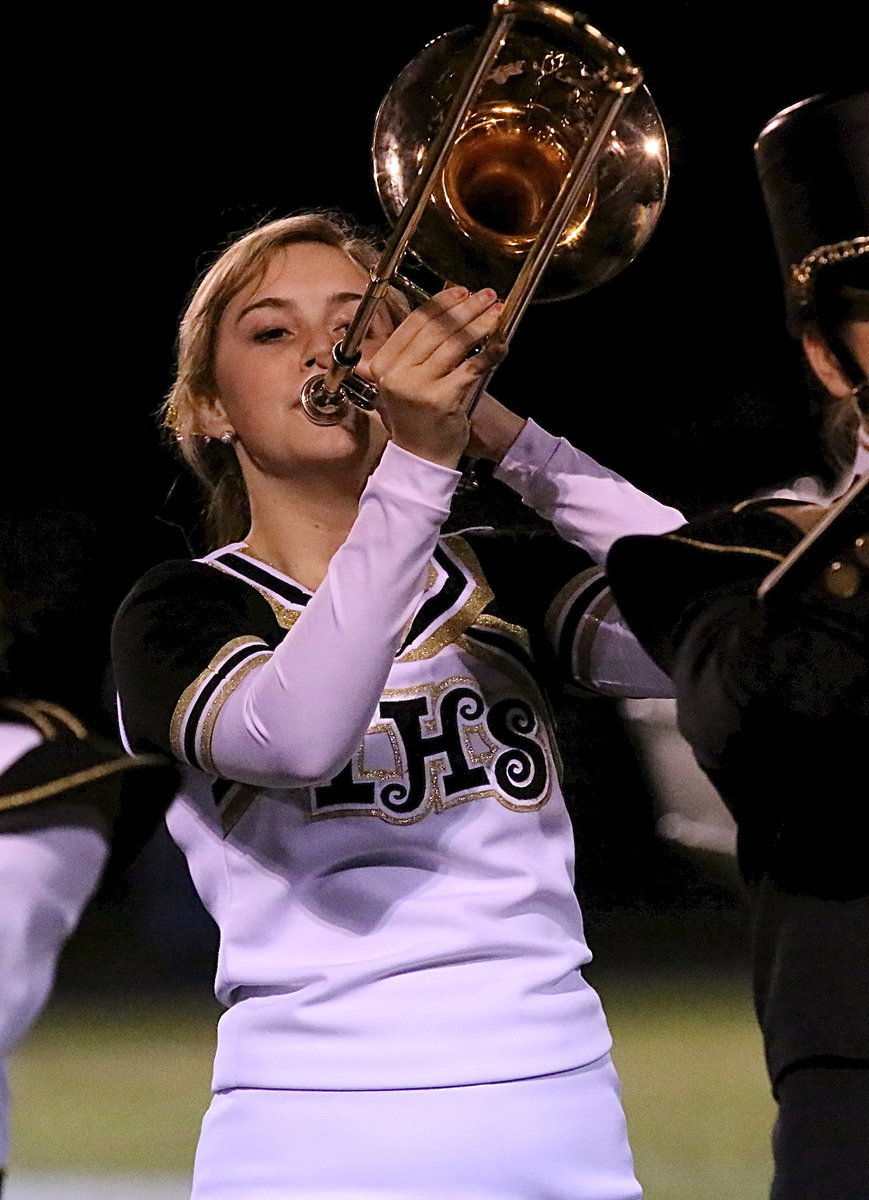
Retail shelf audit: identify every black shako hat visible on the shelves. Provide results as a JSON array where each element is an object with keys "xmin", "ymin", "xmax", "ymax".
[{"xmin": 754, "ymin": 91, "xmax": 868, "ymax": 327}]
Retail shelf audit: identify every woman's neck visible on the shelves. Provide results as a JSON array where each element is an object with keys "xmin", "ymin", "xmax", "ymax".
[{"xmin": 242, "ymin": 467, "xmax": 365, "ymax": 591}]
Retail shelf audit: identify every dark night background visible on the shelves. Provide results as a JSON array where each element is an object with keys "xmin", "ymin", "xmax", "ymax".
[{"xmin": 3, "ymin": 2, "xmax": 867, "ymax": 987}]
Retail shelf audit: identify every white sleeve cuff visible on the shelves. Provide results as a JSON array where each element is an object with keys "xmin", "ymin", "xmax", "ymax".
[
  {"xmin": 493, "ymin": 419, "xmax": 562, "ymax": 494},
  {"xmin": 369, "ymin": 442, "xmax": 462, "ymax": 518}
]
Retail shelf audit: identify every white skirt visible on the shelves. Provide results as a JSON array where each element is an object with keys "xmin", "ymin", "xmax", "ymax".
[{"xmin": 190, "ymin": 1053, "xmax": 641, "ymax": 1200}]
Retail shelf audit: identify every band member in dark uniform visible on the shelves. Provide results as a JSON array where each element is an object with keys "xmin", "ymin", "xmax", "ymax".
[
  {"xmin": 0, "ymin": 534, "xmax": 177, "ymax": 1190},
  {"xmin": 606, "ymin": 90, "xmax": 868, "ymax": 1200}
]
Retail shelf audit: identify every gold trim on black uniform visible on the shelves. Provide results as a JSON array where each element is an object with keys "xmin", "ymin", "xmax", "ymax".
[
  {"xmin": 170, "ymin": 636, "xmax": 272, "ymax": 768},
  {"xmin": 0, "ymin": 754, "xmax": 168, "ymax": 814},
  {"xmin": 663, "ymin": 534, "xmax": 785, "ymax": 562},
  {"xmin": 1, "ymin": 699, "xmax": 88, "ymax": 741}
]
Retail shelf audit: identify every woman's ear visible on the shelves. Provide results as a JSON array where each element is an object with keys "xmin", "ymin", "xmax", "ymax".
[
  {"xmin": 801, "ymin": 329, "xmax": 854, "ymax": 399},
  {"xmin": 193, "ymin": 394, "xmax": 235, "ymax": 440}
]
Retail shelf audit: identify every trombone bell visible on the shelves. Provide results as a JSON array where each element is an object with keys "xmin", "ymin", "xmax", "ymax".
[
  {"xmin": 374, "ymin": 17, "xmax": 668, "ymax": 302},
  {"xmin": 441, "ymin": 103, "xmax": 595, "ymax": 253}
]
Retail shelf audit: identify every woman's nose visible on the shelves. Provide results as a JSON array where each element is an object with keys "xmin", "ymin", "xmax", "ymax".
[{"xmin": 303, "ymin": 335, "xmax": 334, "ymax": 371}]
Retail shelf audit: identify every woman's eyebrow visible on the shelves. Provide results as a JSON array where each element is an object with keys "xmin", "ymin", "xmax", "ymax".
[
  {"xmin": 237, "ymin": 296, "xmax": 298, "ymax": 322},
  {"xmin": 329, "ymin": 291, "xmax": 365, "ymax": 306},
  {"xmin": 236, "ymin": 292, "xmax": 364, "ymax": 323}
]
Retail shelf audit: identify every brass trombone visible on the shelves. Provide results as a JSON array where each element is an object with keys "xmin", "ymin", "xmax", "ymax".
[{"xmin": 301, "ymin": 0, "xmax": 668, "ymax": 425}]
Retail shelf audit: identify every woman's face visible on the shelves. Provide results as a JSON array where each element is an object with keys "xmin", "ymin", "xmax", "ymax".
[
  {"xmin": 208, "ymin": 241, "xmax": 393, "ymax": 479},
  {"xmin": 803, "ymin": 317, "xmax": 869, "ymax": 401},
  {"xmin": 846, "ymin": 318, "xmax": 869, "ymax": 381}
]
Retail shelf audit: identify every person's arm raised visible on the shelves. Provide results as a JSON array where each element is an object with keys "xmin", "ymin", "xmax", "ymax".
[{"xmin": 470, "ymin": 393, "xmax": 684, "ymax": 562}]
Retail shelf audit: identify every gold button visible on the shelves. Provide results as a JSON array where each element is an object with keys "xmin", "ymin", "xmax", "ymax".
[{"xmin": 822, "ymin": 560, "xmax": 861, "ymax": 599}]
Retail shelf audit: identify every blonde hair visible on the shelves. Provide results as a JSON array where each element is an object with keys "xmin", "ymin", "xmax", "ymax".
[
  {"xmin": 816, "ymin": 385, "xmax": 862, "ymax": 489},
  {"xmin": 164, "ymin": 212, "xmax": 409, "ymax": 547}
]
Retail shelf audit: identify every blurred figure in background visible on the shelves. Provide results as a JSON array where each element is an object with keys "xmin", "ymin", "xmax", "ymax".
[
  {"xmin": 607, "ymin": 91, "xmax": 868, "ymax": 1200},
  {"xmin": 0, "ymin": 517, "xmax": 177, "ymax": 1193}
]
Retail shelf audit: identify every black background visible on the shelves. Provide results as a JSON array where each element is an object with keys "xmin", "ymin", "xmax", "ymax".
[
  {"xmin": 7, "ymin": 0, "xmax": 866, "ymax": 719},
  {"xmin": 3, "ymin": 2, "xmax": 867, "ymax": 976}
]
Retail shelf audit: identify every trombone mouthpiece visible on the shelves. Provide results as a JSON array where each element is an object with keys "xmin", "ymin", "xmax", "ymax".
[{"xmin": 300, "ymin": 375, "xmax": 351, "ymax": 426}]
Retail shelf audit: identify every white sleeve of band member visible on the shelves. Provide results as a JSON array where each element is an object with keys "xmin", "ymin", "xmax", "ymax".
[
  {"xmin": 0, "ymin": 825, "xmax": 107, "ymax": 1055},
  {"xmin": 0, "ymin": 725, "xmax": 108, "ymax": 1165},
  {"xmin": 0, "ymin": 823, "xmax": 106, "ymax": 1168},
  {"xmin": 494, "ymin": 419, "xmax": 684, "ymax": 562},
  {"xmin": 206, "ymin": 443, "xmax": 461, "ymax": 789},
  {"xmin": 544, "ymin": 568, "xmax": 674, "ymax": 699}
]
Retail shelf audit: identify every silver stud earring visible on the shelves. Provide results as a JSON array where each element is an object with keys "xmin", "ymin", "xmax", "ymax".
[{"xmin": 219, "ymin": 431, "xmax": 236, "ymax": 445}]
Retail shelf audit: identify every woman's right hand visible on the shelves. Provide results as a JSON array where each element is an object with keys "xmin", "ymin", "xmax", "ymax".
[{"xmin": 368, "ymin": 287, "xmax": 506, "ymax": 469}]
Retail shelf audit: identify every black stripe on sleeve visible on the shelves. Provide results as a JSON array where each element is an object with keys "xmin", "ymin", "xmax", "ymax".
[
  {"xmin": 556, "ymin": 574, "xmax": 610, "ymax": 681},
  {"xmin": 182, "ymin": 643, "xmax": 267, "ymax": 770}
]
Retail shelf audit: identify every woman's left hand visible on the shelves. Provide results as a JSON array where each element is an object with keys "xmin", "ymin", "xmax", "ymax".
[{"xmin": 368, "ymin": 287, "xmax": 507, "ymax": 469}]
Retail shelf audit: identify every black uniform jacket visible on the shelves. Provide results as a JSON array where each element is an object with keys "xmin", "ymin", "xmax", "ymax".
[{"xmin": 606, "ymin": 494, "xmax": 869, "ymax": 1089}]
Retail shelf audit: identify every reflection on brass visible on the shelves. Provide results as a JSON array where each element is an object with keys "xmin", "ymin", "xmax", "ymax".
[
  {"xmin": 439, "ymin": 104, "xmax": 595, "ymax": 254},
  {"xmin": 853, "ymin": 534, "xmax": 869, "ymax": 569},
  {"xmin": 822, "ymin": 560, "xmax": 862, "ymax": 599}
]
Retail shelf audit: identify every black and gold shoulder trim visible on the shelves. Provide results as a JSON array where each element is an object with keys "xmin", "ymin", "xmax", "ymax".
[
  {"xmin": 606, "ymin": 502, "xmax": 812, "ymax": 673},
  {"xmin": 0, "ymin": 752, "xmax": 167, "ymax": 815},
  {"xmin": 170, "ymin": 636, "xmax": 272, "ymax": 773},
  {"xmin": 208, "ymin": 550, "xmax": 309, "ymax": 631},
  {"xmin": 0, "ymin": 698, "xmax": 88, "ymax": 741}
]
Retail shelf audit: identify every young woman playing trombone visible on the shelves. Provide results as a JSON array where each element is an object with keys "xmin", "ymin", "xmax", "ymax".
[{"xmin": 113, "ymin": 212, "xmax": 682, "ymax": 1199}]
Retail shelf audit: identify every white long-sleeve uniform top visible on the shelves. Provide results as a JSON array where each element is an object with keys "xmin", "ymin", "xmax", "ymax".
[{"xmin": 113, "ymin": 421, "xmax": 683, "ymax": 1093}]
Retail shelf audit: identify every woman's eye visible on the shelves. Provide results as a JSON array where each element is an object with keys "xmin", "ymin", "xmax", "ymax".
[{"xmin": 253, "ymin": 327, "xmax": 291, "ymax": 343}]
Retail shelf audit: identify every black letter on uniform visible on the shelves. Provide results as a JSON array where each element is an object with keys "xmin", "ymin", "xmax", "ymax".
[
  {"xmin": 378, "ymin": 687, "xmax": 488, "ymax": 815},
  {"xmin": 487, "ymin": 698, "xmax": 548, "ymax": 802}
]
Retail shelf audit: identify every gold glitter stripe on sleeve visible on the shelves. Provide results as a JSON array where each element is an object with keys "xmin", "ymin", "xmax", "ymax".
[
  {"xmin": 0, "ymin": 754, "xmax": 168, "ymax": 814},
  {"xmin": 543, "ymin": 565, "xmax": 605, "ymax": 649},
  {"xmin": 573, "ymin": 589, "xmax": 617, "ymax": 685},
  {"xmin": 197, "ymin": 650, "xmax": 273, "ymax": 776},
  {"xmin": 663, "ymin": 534, "xmax": 784, "ymax": 562},
  {"xmin": 398, "ymin": 537, "xmax": 494, "ymax": 663},
  {"xmin": 169, "ymin": 636, "xmax": 270, "ymax": 762},
  {"xmin": 474, "ymin": 611, "xmax": 532, "ymax": 648}
]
